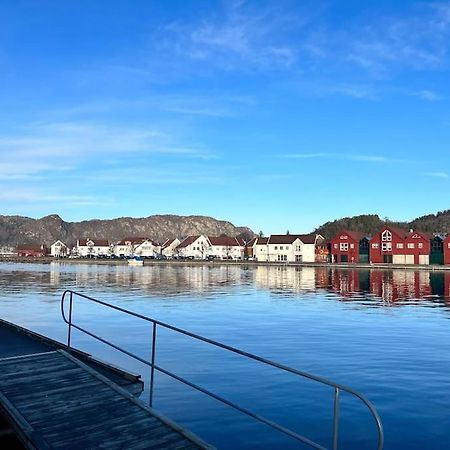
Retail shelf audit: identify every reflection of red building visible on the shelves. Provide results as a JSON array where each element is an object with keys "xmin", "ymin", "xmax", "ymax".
[
  {"xmin": 329, "ymin": 269, "xmax": 360, "ymax": 297},
  {"xmin": 330, "ymin": 231, "xmax": 367, "ymax": 263},
  {"xmin": 370, "ymin": 269, "xmax": 431, "ymax": 302},
  {"xmin": 314, "ymin": 267, "xmax": 330, "ymax": 288},
  {"xmin": 16, "ymin": 244, "xmax": 48, "ymax": 257},
  {"xmin": 444, "ymin": 272, "xmax": 450, "ymax": 298}
]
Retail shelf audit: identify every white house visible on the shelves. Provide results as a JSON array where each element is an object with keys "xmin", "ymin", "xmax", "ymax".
[
  {"xmin": 161, "ymin": 238, "xmax": 181, "ymax": 257},
  {"xmin": 134, "ymin": 239, "xmax": 161, "ymax": 258},
  {"xmin": 266, "ymin": 234, "xmax": 318, "ymax": 263},
  {"xmin": 76, "ymin": 238, "xmax": 110, "ymax": 258},
  {"xmin": 177, "ymin": 235, "xmax": 210, "ymax": 259},
  {"xmin": 249, "ymin": 237, "xmax": 269, "ymax": 261},
  {"xmin": 114, "ymin": 237, "xmax": 160, "ymax": 258},
  {"xmin": 208, "ymin": 236, "xmax": 245, "ymax": 260},
  {"xmin": 50, "ymin": 240, "xmax": 69, "ymax": 258}
]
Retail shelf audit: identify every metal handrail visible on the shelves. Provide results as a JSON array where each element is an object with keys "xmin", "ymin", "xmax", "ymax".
[{"xmin": 61, "ymin": 289, "xmax": 384, "ymax": 450}]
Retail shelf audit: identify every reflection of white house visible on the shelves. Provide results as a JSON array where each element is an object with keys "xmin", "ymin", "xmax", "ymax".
[
  {"xmin": 177, "ymin": 235, "xmax": 210, "ymax": 259},
  {"xmin": 114, "ymin": 237, "xmax": 160, "ymax": 258},
  {"xmin": 161, "ymin": 238, "xmax": 181, "ymax": 257},
  {"xmin": 255, "ymin": 266, "xmax": 316, "ymax": 292},
  {"xmin": 76, "ymin": 239, "xmax": 110, "ymax": 257},
  {"xmin": 50, "ymin": 240, "xmax": 69, "ymax": 257},
  {"xmin": 208, "ymin": 236, "xmax": 245, "ymax": 260},
  {"xmin": 266, "ymin": 234, "xmax": 319, "ymax": 263}
]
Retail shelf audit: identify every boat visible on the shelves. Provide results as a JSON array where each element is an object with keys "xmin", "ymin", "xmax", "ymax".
[{"xmin": 128, "ymin": 256, "xmax": 144, "ymax": 266}]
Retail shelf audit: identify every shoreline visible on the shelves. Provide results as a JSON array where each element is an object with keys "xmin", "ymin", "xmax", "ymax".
[{"xmin": 1, "ymin": 256, "xmax": 450, "ymax": 271}]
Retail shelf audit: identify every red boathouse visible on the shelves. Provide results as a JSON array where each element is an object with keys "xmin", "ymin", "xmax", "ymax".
[{"xmin": 330, "ymin": 230, "xmax": 370, "ymax": 263}]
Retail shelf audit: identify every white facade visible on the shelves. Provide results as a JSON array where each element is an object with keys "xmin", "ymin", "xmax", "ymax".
[
  {"xmin": 134, "ymin": 240, "xmax": 161, "ymax": 258},
  {"xmin": 208, "ymin": 237, "xmax": 244, "ymax": 260},
  {"xmin": 262, "ymin": 234, "xmax": 319, "ymax": 263},
  {"xmin": 76, "ymin": 239, "xmax": 111, "ymax": 257},
  {"xmin": 253, "ymin": 238, "xmax": 269, "ymax": 262},
  {"xmin": 50, "ymin": 240, "xmax": 69, "ymax": 257},
  {"xmin": 178, "ymin": 235, "xmax": 210, "ymax": 259},
  {"xmin": 162, "ymin": 238, "xmax": 181, "ymax": 257},
  {"xmin": 114, "ymin": 238, "xmax": 160, "ymax": 258}
]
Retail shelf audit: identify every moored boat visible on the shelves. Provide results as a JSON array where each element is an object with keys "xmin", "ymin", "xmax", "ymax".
[{"xmin": 128, "ymin": 256, "xmax": 144, "ymax": 266}]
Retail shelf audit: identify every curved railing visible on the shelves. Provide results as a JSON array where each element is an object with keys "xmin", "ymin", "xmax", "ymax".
[{"xmin": 61, "ymin": 289, "xmax": 384, "ymax": 450}]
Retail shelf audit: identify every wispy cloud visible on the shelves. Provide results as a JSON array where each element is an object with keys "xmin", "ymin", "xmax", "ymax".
[
  {"xmin": 424, "ymin": 171, "xmax": 448, "ymax": 179},
  {"xmin": 159, "ymin": 1, "xmax": 300, "ymax": 70},
  {"xmin": 280, "ymin": 153, "xmax": 391, "ymax": 163},
  {"xmin": 0, "ymin": 120, "xmax": 218, "ymax": 180},
  {"xmin": 410, "ymin": 90, "xmax": 442, "ymax": 101}
]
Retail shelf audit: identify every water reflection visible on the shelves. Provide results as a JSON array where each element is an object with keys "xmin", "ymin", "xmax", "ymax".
[{"xmin": 2, "ymin": 262, "xmax": 450, "ymax": 305}]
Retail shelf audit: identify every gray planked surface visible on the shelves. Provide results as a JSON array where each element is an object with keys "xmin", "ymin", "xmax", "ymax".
[
  {"xmin": 0, "ymin": 351, "xmax": 213, "ymax": 450},
  {"xmin": 0, "ymin": 319, "xmax": 143, "ymax": 395}
]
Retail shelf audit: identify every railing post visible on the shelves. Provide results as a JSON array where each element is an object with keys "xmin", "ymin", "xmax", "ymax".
[
  {"xmin": 149, "ymin": 322, "xmax": 157, "ymax": 407},
  {"xmin": 67, "ymin": 291, "xmax": 73, "ymax": 350},
  {"xmin": 332, "ymin": 387, "xmax": 340, "ymax": 450}
]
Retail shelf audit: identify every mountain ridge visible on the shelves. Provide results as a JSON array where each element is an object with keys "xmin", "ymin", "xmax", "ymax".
[{"xmin": 0, "ymin": 214, "xmax": 255, "ymax": 246}]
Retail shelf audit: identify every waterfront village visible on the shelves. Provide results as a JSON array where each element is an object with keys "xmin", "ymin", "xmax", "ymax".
[{"xmin": 6, "ymin": 224, "xmax": 450, "ymax": 266}]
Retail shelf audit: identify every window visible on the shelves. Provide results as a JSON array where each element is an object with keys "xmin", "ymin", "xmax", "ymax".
[
  {"xmin": 372, "ymin": 243, "xmax": 379, "ymax": 249},
  {"xmin": 277, "ymin": 255, "xmax": 287, "ymax": 261},
  {"xmin": 274, "ymin": 246, "xmax": 278, "ymax": 250},
  {"xmin": 396, "ymin": 243, "xmax": 404, "ymax": 249},
  {"xmin": 407, "ymin": 243, "xmax": 415, "ymax": 249},
  {"xmin": 381, "ymin": 242, "xmax": 392, "ymax": 251},
  {"xmin": 350, "ymin": 243, "xmax": 354, "ymax": 249},
  {"xmin": 381, "ymin": 230, "xmax": 392, "ymax": 242},
  {"xmin": 334, "ymin": 244, "xmax": 338, "ymax": 249},
  {"xmin": 340, "ymin": 242, "xmax": 349, "ymax": 251},
  {"xmin": 280, "ymin": 246, "xmax": 283, "ymax": 250},
  {"xmin": 418, "ymin": 243, "xmax": 423, "ymax": 249}
]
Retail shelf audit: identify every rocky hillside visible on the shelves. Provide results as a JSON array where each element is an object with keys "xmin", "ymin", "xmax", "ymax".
[
  {"xmin": 314, "ymin": 210, "xmax": 450, "ymax": 240},
  {"xmin": 0, "ymin": 214, "xmax": 255, "ymax": 246}
]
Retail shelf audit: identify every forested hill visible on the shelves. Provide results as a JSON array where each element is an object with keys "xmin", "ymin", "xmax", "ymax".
[{"xmin": 314, "ymin": 210, "xmax": 450, "ymax": 240}]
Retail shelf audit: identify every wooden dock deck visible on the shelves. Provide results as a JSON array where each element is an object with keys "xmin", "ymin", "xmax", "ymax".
[{"xmin": 0, "ymin": 320, "xmax": 214, "ymax": 449}]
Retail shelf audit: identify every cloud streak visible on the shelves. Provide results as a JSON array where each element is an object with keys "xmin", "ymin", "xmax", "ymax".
[{"xmin": 280, "ymin": 153, "xmax": 391, "ymax": 163}]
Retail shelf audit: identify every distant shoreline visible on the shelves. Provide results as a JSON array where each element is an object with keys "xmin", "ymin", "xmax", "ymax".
[{"xmin": 1, "ymin": 256, "xmax": 450, "ymax": 271}]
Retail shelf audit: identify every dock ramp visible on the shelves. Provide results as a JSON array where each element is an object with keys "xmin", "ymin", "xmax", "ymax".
[{"xmin": 0, "ymin": 350, "xmax": 213, "ymax": 449}]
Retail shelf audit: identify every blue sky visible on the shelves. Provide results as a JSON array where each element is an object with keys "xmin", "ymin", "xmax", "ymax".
[{"xmin": 1, "ymin": 0, "xmax": 450, "ymax": 234}]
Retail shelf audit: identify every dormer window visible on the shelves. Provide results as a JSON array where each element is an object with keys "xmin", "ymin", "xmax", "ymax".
[{"xmin": 381, "ymin": 230, "xmax": 392, "ymax": 242}]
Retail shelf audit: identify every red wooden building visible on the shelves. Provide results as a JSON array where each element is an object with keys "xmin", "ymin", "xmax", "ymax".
[
  {"xmin": 443, "ymin": 236, "xmax": 450, "ymax": 265},
  {"xmin": 329, "ymin": 230, "xmax": 369, "ymax": 263},
  {"xmin": 369, "ymin": 226, "xmax": 430, "ymax": 265},
  {"xmin": 16, "ymin": 244, "xmax": 48, "ymax": 257},
  {"xmin": 404, "ymin": 231, "xmax": 431, "ymax": 265}
]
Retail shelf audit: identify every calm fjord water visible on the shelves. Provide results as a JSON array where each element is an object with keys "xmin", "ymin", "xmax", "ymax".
[{"xmin": 1, "ymin": 262, "xmax": 450, "ymax": 449}]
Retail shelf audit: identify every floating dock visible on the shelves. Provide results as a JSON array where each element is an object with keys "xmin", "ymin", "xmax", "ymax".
[{"xmin": 0, "ymin": 319, "xmax": 213, "ymax": 449}]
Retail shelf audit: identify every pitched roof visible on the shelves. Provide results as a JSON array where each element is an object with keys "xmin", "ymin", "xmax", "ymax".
[
  {"xmin": 255, "ymin": 237, "xmax": 269, "ymax": 245},
  {"xmin": 208, "ymin": 236, "xmax": 242, "ymax": 247},
  {"xmin": 78, "ymin": 239, "xmax": 109, "ymax": 247},
  {"xmin": 246, "ymin": 237, "xmax": 257, "ymax": 247},
  {"xmin": 268, "ymin": 234, "xmax": 317, "ymax": 245},
  {"xmin": 405, "ymin": 230, "xmax": 432, "ymax": 240},
  {"xmin": 162, "ymin": 238, "xmax": 178, "ymax": 248},
  {"xmin": 117, "ymin": 237, "xmax": 147, "ymax": 245},
  {"xmin": 178, "ymin": 236, "xmax": 200, "ymax": 249},
  {"xmin": 332, "ymin": 230, "xmax": 366, "ymax": 242},
  {"xmin": 17, "ymin": 244, "xmax": 46, "ymax": 251}
]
